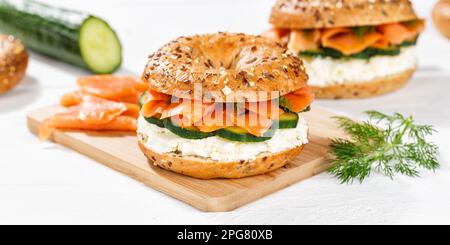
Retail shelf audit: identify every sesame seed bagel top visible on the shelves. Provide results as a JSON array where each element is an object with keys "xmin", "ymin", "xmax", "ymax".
[
  {"xmin": 142, "ymin": 32, "xmax": 308, "ymax": 102},
  {"xmin": 270, "ymin": 0, "xmax": 419, "ymax": 29}
]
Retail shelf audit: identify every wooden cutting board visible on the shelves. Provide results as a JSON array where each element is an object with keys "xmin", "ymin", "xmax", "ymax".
[{"xmin": 27, "ymin": 106, "xmax": 345, "ymax": 212}]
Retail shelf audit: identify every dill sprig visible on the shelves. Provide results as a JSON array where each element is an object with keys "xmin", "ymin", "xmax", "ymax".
[{"xmin": 328, "ymin": 111, "xmax": 439, "ymax": 184}]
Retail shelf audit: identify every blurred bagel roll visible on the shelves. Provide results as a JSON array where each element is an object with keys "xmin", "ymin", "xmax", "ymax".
[{"xmin": 433, "ymin": 0, "xmax": 450, "ymax": 39}]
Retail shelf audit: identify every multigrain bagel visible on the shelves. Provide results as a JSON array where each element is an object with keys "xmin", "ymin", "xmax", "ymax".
[
  {"xmin": 138, "ymin": 138, "xmax": 304, "ymax": 179},
  {"xmin": 311, "ymin": 68, "xmax": 415, "ymax": 99},
  {"xmin": 138, "ymin": 32, "xmax": 313, "ymax": 179},
  {"xmin": 0, "ymin": 35, "xmax": 28, "ymax": 95},
  {"xmin": 142, "ymin": 32, "xmax": 308, "ymax": 102},
  {"xmin": 269, "ymin": 0, "xmax": 418, "ymax": 29},
  {"xmin": 265, "ymin": 0, "xmax": 423, "ymax": 99}
]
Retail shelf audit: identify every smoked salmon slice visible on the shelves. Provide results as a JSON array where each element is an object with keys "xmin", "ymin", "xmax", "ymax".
[
  {"xmin": 143, "ymin": 89, "xmax": 171, "ymax": 102},
  {"xmin": 287, "ymin": 29, "xmax": 321, "ymax": 53},
  {"xmin": 262, "ymin": 28, "xmax": 290, "ymax": 44},
  {"xmin": 245, "ymin": 100, "xmax": 284, "ymax": 120},
  {"xmin": 196, "ymin": 103, "xmax": 275, "ymax": 136},
  {"xmin": 371, "ymin": 37, "xmax": 391, "ymax": 49},
  {"xmin": 76, "ymin": 75, "xmax": 148, "ymax": 104},
  {"xmin": 321, "ymin": 28, "xmax": 382, "ymax": 55},
  {"xmin": 64, "ymin": 95, "xmax": 139, "ymax": 125},
  {"xmin": 141, "ymin": 100, "xmax": 169, "ymax": 118},
  {"xmin": 139, "ymin": 87, "xmax": 311, "ymax": 137},
  {"xmin": 283, "ymin": 86, "xmax": 315, "ymax": 113},
  {"xmin": 377, "ymin": 23, "xmax": 412, "ymax": 45},
  {"xmin": 39, "ymin": 115, "xmax": 137, "ymax": 140},
  {"xmin": 140, "ymin": 89, "xmax": 171, "ymax": 118},
  {"xmin": 196, "ymin": 106, "xmax": 236, "ymax": 132},
  {"xmin": 39, "ymin": 95, "xmax": 139, "ymax": 140},
  {"xmin": 235, "ymin": 112, "xmax": 273, "ymax": 137},
  {"xmin": 376, "ymin": 20, "xmax": 425, "ymax": 46},
  {"xmin": 150, "ymin": 86, "xmax": 312, "ymax": 136},
  {"xmin": 60, "ymin": 91, "xmax": 144, "ymax": 106},
  {"xmin": 274, "ymin": 20, "xmax": 424, "ymax": 55},
  {"xmin": 60, "ymin": 91, "xmax": 83, "ymax": 107},
  {"xmin": 160, "ymin": 99, "xmax": 215, "ymax": 127}
]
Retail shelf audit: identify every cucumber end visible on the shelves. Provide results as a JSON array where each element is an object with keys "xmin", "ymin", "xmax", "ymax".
[{"xmin": 79, "ymin": 16, "xmax": 122, "ymax": 74}]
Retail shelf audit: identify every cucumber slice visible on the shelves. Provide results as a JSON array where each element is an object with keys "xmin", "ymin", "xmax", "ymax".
[
  {"xmin": 138, "ymin": 91, "xmax": 147, "ymax": 109},
  {"xmin": 79, "ymin": 16, "xmax": 122, "ymax": 74},
  {"xmin": 299, "ymin": 43, "xmax": 412, "ymax": 60},
  {"xmin": 350, "ymin": 47, "xmax": 400, "ymax": 59},
  {"xmin": 164, "ymin": 119, "xmax": 213, "ymax": 139},
  {"xmin": 399, "ymin": 38, "xmax": 417, "ymax": 47},
  {"xmin": 300, "ymin": 48, "xmax": 343, "ymax": 59},
  {"xmin": 144, "ymin": 117, "xmax": 165, "ymax": 128},
  {"xmin": 216, "ymin": 127, "xmax": 272, "ymax": 143},
  {"xmin": 276, "ymin": 112, "xmax": 299, "ymax": 129}
]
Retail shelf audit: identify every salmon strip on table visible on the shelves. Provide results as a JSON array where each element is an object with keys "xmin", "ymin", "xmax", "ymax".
[
  {"xmin": 39, "ymin": 95, "xmax": 139, "ymax": 140},
  {"xmin": 60, "ymin": 75, "xmax": 148, "ymax": 106}
]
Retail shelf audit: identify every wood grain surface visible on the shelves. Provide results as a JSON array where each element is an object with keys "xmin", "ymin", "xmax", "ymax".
[{"xmin": 27, "ymin": 106, "xmax": 344, "ymax": 212}]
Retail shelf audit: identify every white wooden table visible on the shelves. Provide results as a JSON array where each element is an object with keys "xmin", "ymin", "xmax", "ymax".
[{"xmin": 1, "ymin": 0, "xmax": 449, "ymax": 224}]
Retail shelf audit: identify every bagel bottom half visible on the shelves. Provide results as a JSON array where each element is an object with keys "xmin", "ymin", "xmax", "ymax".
[
  {"xmin": 311, "ymin": 68, "xmax": 415, "ymax": 99},
  {"xmin": 138, "ymin": 139, "xmax": 304, "ymax": 179}
]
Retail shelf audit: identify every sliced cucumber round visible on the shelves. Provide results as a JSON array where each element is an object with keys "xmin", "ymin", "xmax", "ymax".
[
  {"xmin": 216, "ymin": 127, "xmax": 272, "ymax": 143},
  {"xmin": 79, "ymin": 16, "xmax": 122, "ymax": 74},
  {"xmin": 164, "ymin": 119, "xmax": 213, "ymax": 139},
  {"xmin": 399, "ymin": 38, "xmax": 417, "ymax": 47},
  {"xmin": 275, "ymin": 112, "xmax": 299, "ymax": 129},
  {"xmin": 138, "ymin": 91, "xmax": 147, "ymax": 109},
  {"xmin": 350, "ymin": 47, "xmax": 400, "ymax": 59},
  {"xmin": 300, "ymin": 45, "xmax": 406, "ymax": 60},
  {"xmin": 144, "ymin": 117, "xmax": 165, "ymax": 128}
]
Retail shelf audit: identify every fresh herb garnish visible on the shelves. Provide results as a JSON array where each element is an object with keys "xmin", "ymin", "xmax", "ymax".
[{"xmin": 328, "ymin": 111, "xmax": 439, "ymax": 184}]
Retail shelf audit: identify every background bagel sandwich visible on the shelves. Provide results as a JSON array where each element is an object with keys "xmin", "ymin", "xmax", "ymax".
[
  {"xmin": 138, "ymin": 32, "xmax": 314, "ymax": 179},
  {"xmin": 264, "ymin": 0, "xmax": 424, "ymax": 99}
]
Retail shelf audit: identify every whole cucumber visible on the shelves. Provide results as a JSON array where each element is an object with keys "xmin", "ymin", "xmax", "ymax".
[{"xmin": 0, "ymin": 0, "xmax": 122, "ymax": 74}]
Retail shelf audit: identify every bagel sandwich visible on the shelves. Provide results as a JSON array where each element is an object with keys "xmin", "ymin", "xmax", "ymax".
[
  {"xmin": 264, "ymin": 0, "xmax": 424, "ymax": 99},
  {"xmin": 138, "ymin": 32, "xmax": 314, "ymax": 179}
]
